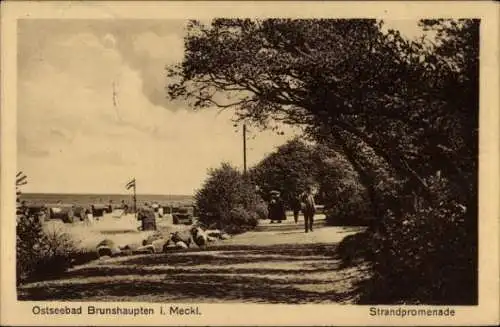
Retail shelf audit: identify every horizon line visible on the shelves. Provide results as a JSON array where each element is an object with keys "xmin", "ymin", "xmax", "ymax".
[{"xmin": 21, "ymin": 191, "xmax": 194, "ymax": 196}]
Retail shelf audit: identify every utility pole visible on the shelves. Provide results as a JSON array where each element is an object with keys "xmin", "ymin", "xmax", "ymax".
[{"xmin": 243, "ymin": 123, "xmax": 247, "ymax": 175}]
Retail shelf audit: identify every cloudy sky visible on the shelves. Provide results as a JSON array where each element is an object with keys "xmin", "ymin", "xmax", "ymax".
[{"xmin": 17, "ymin": 19, "xmax": 427, "ymax": 195}]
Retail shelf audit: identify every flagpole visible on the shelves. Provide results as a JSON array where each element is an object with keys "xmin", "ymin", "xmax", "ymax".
[
  {"xmin": 126, "ymin": 178, "xmax": 137, "ymax": 218},
  {"xmin": 133, "ymin": 181, "xmax": 137, "ymax": 220}
]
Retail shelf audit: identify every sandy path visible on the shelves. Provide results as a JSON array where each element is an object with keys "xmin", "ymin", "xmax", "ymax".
[{"xmin": 19, "ymin": 215, "xmax": 369, "ymax": 304}]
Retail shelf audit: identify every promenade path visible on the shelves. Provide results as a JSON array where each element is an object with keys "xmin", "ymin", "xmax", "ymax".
[{"xmin": 18, "ymin": 214, "xmax": 369, "ymax": 303}]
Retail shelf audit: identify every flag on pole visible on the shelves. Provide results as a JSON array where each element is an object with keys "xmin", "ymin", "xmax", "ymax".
[
  {"xmin": 16, "ymin": 171, "xmax": 28, "ymax": 203},
  {"xmin": 125, "ymin": 178, "xmax": 136, "ymax": 190},
  {"xmin": 16, "ymin": 171, "xmax": 28, "ymax": 186}
]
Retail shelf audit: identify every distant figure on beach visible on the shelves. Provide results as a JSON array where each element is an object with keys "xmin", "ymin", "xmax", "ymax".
[
  {"xmin": 90, "ymin": 204, "xmax": 99, "ymax": 221},
  {"xmin": 85, "ymin": 207, "xmax": 94, "ymax": 225},
  {"xmin": 300, "ymin": 186, "xmax": 316, "ymax": 233},
  {"xmin": 138, "ymin": 205, "xmax": 157, "ymax": 231},
  {"xmin": 267, "ymin": 190, "xmax": 286, "ymax": 224},
  {"xmin": 108, "ymin": 200, "xmax": 113, "ymax": 213},
  {"xmin": 121, "ymin": 200, "xmax": 129, "ymax": 214},
  {"xmin": 152, "ymin": 202, "xmax": 159, "ymax": 213}
]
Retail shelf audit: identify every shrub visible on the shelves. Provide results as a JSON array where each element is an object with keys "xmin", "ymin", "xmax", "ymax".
[
  {"xmin": 195, "ymin": 162, "xmax": 262, "ymax": 234},
  {"xmin": 336, "ymin": 169, "xmax": 477, "ymax": 305},
  {"xmin": 16, "ymin": 214, "xmax": 44, "ymax": 284},
  {"xmin": 254, "ymin": 201, "xmax": 269, "ymax": 220},
  {"xmin": 359, "ymin": 201, "xmax": 474, "ymax": 304},
  {"xmin": 342, "ymin": 175, "xmax": 477, "ymax": 304},
  {"xmin": 224, "ymin": 206, "xmax": 259, "ymax": 234},
  {"xmin": 16, "ymin": 214, "xmax": 80, "ymax": 284},
  {"xmin": 324, "ymin": 196, "xmax": 371, "ymax": 226}
]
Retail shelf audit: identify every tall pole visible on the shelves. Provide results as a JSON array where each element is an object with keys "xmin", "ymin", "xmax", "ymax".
[{"xmin": 243, "ymin": 123, "xmax": 247, "ymax": 175}]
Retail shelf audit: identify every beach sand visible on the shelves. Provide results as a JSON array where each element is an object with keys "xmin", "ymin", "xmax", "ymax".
[{"xmin": 42, "ymin": 212, "xmax": 190, "ymax": 252}]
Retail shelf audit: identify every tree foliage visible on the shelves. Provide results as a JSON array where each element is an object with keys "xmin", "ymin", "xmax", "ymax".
[
  {"xmin": 249, "ymin": 138, "xmax": 371, "ymax": 224},
  {"xmin": 167, "ymin": 18, "xmax": 477, "ymax": 208},
  {"xmin": 195, "ymin": 162, "xmax": 263, "ymax": 234},
  {"xmin": 249, "ymin": 138, "xmax": 317, "ymax": 204},
  {"xmin": 313, "ymin": 143, "xmax": 372, "ymax": 225},
  {"xmin": 167, "ymin": 18, "xmax": 479, "ymax": 304}
]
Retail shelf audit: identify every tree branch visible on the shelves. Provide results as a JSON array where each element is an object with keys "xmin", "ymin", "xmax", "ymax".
[{"xmin": 333, "ymin": 119, "xmax": 434, "ymax": 201}]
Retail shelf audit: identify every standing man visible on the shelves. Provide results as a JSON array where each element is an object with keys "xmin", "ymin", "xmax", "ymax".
[{"xmin": 301, "ymin": 186, "xmax": 316, "ymax": 233}]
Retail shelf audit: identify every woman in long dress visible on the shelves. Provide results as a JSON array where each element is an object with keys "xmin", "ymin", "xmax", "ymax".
[{"xmin": 267, "ymin": 191, "xmax": 286, "ymax": 224}]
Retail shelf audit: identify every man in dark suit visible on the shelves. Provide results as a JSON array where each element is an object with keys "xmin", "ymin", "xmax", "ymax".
[{"xmin": 300, "ymin": 186, "xmax": 316, "ymax": 233}]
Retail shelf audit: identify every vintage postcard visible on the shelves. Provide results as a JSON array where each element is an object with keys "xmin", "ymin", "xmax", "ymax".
[{"xmin": 1, "ymin": 1, "xmax": 499, "ymax": 326}]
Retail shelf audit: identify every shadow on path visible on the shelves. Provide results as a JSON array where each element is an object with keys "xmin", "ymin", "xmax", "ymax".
[
  {"xmin": 18, "ymin": 228, "xmax": 368, "ymax": 303},
  {"xmin": 19, "ymin": 273, "xmax": 358, "ymax": 303}
]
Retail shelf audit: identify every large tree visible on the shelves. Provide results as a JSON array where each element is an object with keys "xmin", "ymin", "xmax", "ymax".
[
  {"xmin": 167, "ymin": 18, "xmax": 479, "ymax": 304},
  {"xmin": 167, "ymin": 18, "xmax": 478, "ymax": 213}
]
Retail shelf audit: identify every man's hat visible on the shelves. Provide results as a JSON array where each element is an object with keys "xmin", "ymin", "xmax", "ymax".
[{"xmin": 270, "ymin": 190, "xmax": 280, "ymax": 196}]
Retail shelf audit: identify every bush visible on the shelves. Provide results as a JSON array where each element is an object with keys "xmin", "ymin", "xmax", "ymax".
[
  {"xmin": 224, "ymin": 206, "xmax": 259, "ymax": 234},
  {"xmin": 16, "ymin": 215, "xmax": 44, "ymax": 284},
  {"xmin": 372, "ymin": 201, "xmax": 474, "ymax": 304},
  {"xmin": 195, "ymin": 163, "xmax": 262, "ymax": 234},
  {"xmin": 325, "ymin": 198, "xmax": 371, "ymax": 226},
  {"xmin": 342, "ymin": 177, "xmax": 477, "ymax": 304},
  {"xmin": 254, "ymin": 201, "xmax": 269, "ymax": 220},
  {"xmin": 332, "ymin": 159, "xmax": 478, "ymax": 305},
  {"xmin": 16, "ymin": 214, "xmax": 80, "ymax": 284}
]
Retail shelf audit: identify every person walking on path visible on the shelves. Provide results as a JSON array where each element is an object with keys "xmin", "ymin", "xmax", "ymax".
[
  {"xmin": 301, "ymin": 186, "xmax": 316, "ymax": 233},
  {"xmin": 290, "ymin": 194, "xmax": 302, "ymax": 224},
  {"xmin": 267, "ymin": 190, "xmax": 286, "ymax": 224}
]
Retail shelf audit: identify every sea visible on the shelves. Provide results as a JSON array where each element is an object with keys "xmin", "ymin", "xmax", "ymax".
[{"xmin": 19, "ymin": 193, "xmax": 194, "ymax": 207}]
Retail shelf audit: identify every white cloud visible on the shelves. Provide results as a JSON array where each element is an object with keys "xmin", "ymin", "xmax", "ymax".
[
  {"xmin": 20, "ymin": 19, "xmax": 434, "ymax": 195},
  {"xmin": 133, "ymin": 32, "xmax": 184, "ymax": 61}
]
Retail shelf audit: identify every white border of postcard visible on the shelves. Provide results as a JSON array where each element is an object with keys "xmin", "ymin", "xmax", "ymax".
[{"xmin": 1, "ymin": 1, "xmax": 499, "ymax": 326}]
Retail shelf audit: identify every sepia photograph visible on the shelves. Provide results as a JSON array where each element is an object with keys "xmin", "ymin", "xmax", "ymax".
[{"xmin": 1, "ymin": 1, "xmax": 499, "ymax": 326}]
